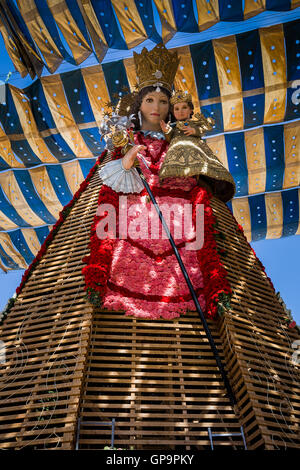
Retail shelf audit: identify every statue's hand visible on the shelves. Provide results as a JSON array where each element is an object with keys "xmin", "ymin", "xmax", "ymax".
[
  {"xmin": 122, "ymin": 144, "xmax": 146, "ymax": 170},
  {"xmin": 160, "ymin": 120, "xmax": 171, "ymax": 134},
  {"xmin": 183, "ymin": 126, "xmax": 196, "ymax": 136}
]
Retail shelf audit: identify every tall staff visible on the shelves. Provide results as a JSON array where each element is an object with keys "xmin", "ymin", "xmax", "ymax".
[{"xmin": 134, "ymin": 161, "xmax": 237, "ymax": 410}]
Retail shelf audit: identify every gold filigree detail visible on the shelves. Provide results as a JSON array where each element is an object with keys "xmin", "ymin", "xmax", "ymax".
[
  {"xmin": 170, "ymin": 90, "xmax": 192, "ymax": 105},
  {"xmin": 133, "ymin": 43, "xmax": 180, "ymax": 92},
  {"xmin": 111, "ymin": 130, "xmax": 129, "ymax": 148},
  {"xmin": 159, "ymin": 126, "xmax": 235, "ymax": 202}
]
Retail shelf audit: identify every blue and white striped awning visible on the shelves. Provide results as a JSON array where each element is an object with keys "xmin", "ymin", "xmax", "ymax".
[
  {"xmin": 0, "ymin": 1, "xmax": 299, "ymax": 271},
  {"xmin": 0, "ymin": 0, "xmax": 299, "ymax": 78}
]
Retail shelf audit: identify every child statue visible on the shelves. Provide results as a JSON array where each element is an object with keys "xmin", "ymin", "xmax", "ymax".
[{"xmin": 159, "ymin": 91, "xmax": 235, "ymax": 203}]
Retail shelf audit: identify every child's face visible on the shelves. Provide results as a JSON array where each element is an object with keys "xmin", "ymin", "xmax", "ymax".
[{"xmin": 173, "ymin": 102, "xmax": 192, "ymax": 121}]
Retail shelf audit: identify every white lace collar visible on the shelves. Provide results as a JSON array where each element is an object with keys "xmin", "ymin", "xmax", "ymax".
[{"xmin": 138, "ymin": 130, "xmax": 165, "ymax": 140}]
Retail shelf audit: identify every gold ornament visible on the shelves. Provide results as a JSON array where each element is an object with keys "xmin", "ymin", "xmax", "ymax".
[
  {"xmin": 111, "ymin": 129, "xmax": 135, "ymax": 155},
  {"xmin": 170, "ymin": 90, "xmax": 192, "ymax": 105},
  {"xmin": 111, "ymin": 130, "xmax": 129, "ymax": 148},
  {"xmin": 193, "ymin": 112, "xmax": 215, "ymax": 128},
  {"xmin": 133, "ymin": 43, "xmax": 180, "ymax": 93},
  {"xmin": 176, "ymin": 120, "xmax": 190, "ymax": 130}
]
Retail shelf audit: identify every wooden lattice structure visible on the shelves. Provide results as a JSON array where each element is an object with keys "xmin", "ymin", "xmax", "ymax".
[{"xmin": 0, "ymin": 163, "xmax": 300, "ymax": 450}]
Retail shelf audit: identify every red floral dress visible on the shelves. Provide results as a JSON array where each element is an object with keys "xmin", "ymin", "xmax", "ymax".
[{"xmin": 82, "ymin": 132, "xmax": 231, "ymax": 320}]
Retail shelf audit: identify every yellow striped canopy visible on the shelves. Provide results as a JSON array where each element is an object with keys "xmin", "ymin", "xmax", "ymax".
[{"xmin": 0, "ymin": 1, "xmax": 299, "ymax": 271}]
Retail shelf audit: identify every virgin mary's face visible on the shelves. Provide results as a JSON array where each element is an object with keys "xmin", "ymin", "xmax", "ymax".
[{"xmin": 139, "ymin": 91, "xmax": 169, "ymax": 130}]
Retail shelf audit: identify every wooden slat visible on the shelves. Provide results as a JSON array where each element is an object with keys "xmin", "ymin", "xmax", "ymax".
[
  {"xmin": 210, "ymin": 196, "xmax": 300, "ymax": 450},
  {"xmin": 77, "ymin": 309, "xmax": 242, "ymax": 450},
  {"xmin": 1, "ymin": 162, "xmax": 299, "ymax": 450},
  {"xmin": 0, "ymin": 166, "xmax": 97, "ymax": 449}
]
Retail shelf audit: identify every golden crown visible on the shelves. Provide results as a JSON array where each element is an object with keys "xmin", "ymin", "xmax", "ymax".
[
  {"xmin": 170, "ymin": 90, "xmax": 193, "ymax": 105},
  {"xmin": 133, "ymin": 43, "xmax": 180, "ymax": 93}
]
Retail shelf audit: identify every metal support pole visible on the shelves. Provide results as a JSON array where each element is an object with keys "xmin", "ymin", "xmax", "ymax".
[
  {"xmin": 111, "ymin": 418, "xmax": 115, "ymax": 448},
  {"xmin": 75, "ymin": 417, "xmax": 81, "ymax": 450},
  {"xmin": 207, "ymin": 426, "xmax": 247, "ymax": 450},
  {"xmin": 75, "ymin": 418, "xmax": 116, "ymax": 450},
  {"xmin": 208, "ymin": 427, "xmax": 214, "ymax": 450}
]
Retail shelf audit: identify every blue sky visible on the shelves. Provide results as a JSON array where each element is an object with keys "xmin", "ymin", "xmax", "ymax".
[{"xmin": 0, "ymin": 10, "xmax": 299, "ymax": 326}]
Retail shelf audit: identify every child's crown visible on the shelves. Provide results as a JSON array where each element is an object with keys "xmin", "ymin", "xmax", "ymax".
[{"xmin": 170, "ymin": 90, "xmax": 192, "ymax": 105}]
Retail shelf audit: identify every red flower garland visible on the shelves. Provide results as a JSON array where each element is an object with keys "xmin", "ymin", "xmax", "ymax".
[
  {"xmin": 81, "ymin": 145, "xmax": 126, "ymax": 304},
  {"xmin": 14, "ymin": 150, "xmax": 108, "ymax": 297},
  {"xmin": 107, "ymin": 281, "xmax": 203, "ymax": 303},
  {"xmin": 191, "ymin": 186, "xmax": 232, "ymax": 319},
  {"xmin": 81, "ymin": 183, "xmax": 119, "ymax": 304}
]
